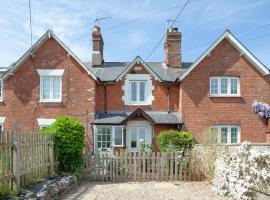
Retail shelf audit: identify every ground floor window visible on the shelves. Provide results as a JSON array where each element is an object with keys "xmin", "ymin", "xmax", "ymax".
[
  {"xmin": 37, "ymin": 118, "xmax": 55, "ymax": 129},
  {"xmin": 95, "ymin": 126, "xmax": 124, "ymax": 152},
  {"xmin": 211, "ymin": 125, "xmax": 240, "ymax": 144},
  {"xmin": 130, "ymin": 127, "xmax": 146, "ymax": 150}
]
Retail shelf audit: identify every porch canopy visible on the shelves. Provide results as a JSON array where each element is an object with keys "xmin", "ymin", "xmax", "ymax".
[{"xmin": 92, "ymin": 107, "xmax": 183, "ymax": 125}]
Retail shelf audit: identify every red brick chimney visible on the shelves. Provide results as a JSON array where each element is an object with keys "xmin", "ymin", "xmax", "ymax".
[
  {"xmin": 164, "ymin": 27, "xmax": 182, "ymax": 68},
  {"xmin": 92, "ymin": 26, "xmax": 104, "ymax": 66}
]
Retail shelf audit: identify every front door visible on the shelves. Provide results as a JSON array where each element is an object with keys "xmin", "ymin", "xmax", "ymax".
[
  {"xmin": 96, "ymin": 126, "xmax": 112, "ymax": 154},
  {"xmin": 126, "ymin": 121, "xmax": 152, "ymax": 152}
]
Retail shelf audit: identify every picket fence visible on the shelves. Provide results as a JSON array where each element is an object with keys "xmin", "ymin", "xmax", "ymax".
[
  {"xmin": 0, "ymin": 131, "xmax": 54, "ymax": 195},
  {"xmin": 82, "ymin": 151, "xmax": 204, "ymax": 182}
]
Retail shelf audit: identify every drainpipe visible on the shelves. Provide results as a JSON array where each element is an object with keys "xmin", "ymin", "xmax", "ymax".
[
  {"xmin": 104, "ymin": 83, "xmax": 107, "ymax": 113},
  {"xmin": 167, "ymin": 84, "xmax": 171, "ymax": 113}
]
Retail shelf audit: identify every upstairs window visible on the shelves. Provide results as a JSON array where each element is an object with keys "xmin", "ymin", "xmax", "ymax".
[
  {"xmin": 130, "ymin": 81, "xmax": 146, "ymax": 102},
  {"xmin": 37, "ymin": 69, "xmax": 64, "ymax": 102},
  {"xmin": 123, "ymin": 74, "xmax": 153, "ymax": 105},
  {"xmin": 210, "ymin": 77, "xmax": 240, "ymax": 97},
  {"xmin": 211, "ymin": 125, "xmax": 240, "ymax": 144},
  {"xmin": 0, "ymin": 79, "xmax": 3, "ymax": 101}
]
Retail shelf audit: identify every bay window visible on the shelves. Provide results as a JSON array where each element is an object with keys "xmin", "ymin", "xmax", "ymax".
[
  {"xmin": 211, "ymin": 125, "xmax": 240, "ymax": 144},
  {"xmin": 210, "ymin": 76, "xmax": 240, "ymax": 96},
  {"xmin": 95, "ymin": 126, "xmax": 124, "ymax": 152}
]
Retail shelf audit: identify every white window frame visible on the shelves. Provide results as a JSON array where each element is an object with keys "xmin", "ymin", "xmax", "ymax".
[
  {"xmin": 0, "ymin": 78, "xmax": 3, "ymax": 102},
  {"xmin": 37, "ymin": 69, "xmax": 64, "ymax": 103},
  {"xmin": 123, "ymin": 74, "xmax": 154, "ymax": 105},
  {"xmin": 95, "ymin": 125, "xmax": 124, "ymax": 149},
  {"xmin": 37, "ymin": 118, "xmax": 56, "ymax": 129},
  {"xmin": 112, "ymin": 126, "xmax": 124, "ymax": 147},
  {"xmin": 211, "ymin": 125, "xmax": 241, "ymax": 144},
  {"xmin": 210, "ymin": 76, "xmax": 240, "ymax": 97}
]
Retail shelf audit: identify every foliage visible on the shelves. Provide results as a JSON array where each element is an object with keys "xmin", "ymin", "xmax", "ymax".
[
  {"xmin": 252, "ymin": 100, "xmax": 270, "ymax": 119},
  {"xmin": 139, "ymin": 141, "xmax": 152, "ymax": 153},
  {"xmin": 157, "ymin": 130, "xmax": 193, "ymax": 152},
  {"xmin": 42, "ymin": 116, "xmax": 85, "ymax": 178},
  {"xmin": 212, "ymin": 142, "xmax": 270, "ymax": 200}
]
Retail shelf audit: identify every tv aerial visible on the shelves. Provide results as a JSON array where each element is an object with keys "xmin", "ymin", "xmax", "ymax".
[{"xmin": 94, "ymin": 16, "xmax": 111, "ymax": 26}]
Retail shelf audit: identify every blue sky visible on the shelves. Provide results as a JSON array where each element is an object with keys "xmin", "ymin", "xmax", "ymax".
[{"xmin": 0, "ymin": 0, "xmax": 270, "ymax": 68}]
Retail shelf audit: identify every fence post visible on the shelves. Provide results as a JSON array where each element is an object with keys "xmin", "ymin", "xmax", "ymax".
[
  {"xmin": 48, "ymin": 141, "xmax": 54, "ymax": 177},
  {"xmin": 13, "ymin": 142, "xmax": 20, "ymax": 194}
]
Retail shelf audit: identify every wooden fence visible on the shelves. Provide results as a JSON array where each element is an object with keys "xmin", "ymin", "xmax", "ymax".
[
  {"xmin": 82, "ymin": 151, "xmax": 204, "ymax": 182},
  {"xmin": 0, "ymin": 131, "xmax": 54, "ymax": 195}
]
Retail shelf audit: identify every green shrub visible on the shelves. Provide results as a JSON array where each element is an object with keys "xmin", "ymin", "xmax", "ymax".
[
  {"xmin": 42, "ymin": 116, "xmax": 85, "ymax": 178},
  {"xmin": 157, "ymin": 130, "xmax": 193, "ymax": 152}
]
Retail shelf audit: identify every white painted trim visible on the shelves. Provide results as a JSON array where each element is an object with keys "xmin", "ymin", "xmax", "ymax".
[
  {"xmin": 180, "ymin": 30, "xmax": 269, "ymax": 81},
  {"xmin": 0, "ymin": 117, "xmax": 6, "ymax": 124},
  {"xmin": 116, "ymin": 56, "xmax": 162, "ymax": 81},
  {"xmin": 37, "ymin": 118, "xmax": 55, "ymax": 128},
  {"xmin": 209, "ymin": 76, "xmax": 240, "ymax": 97},
  {"xmin": 211, "ymin": 125, "xmax": 241, "ymax": 144},
  {"xmin": 39, "ymin": 75, "xmax": 62, "ymax": 103},
  {"xmin": 123, "ymin": 74, "xmax": 154, "ymax": 105},
  {"xmin": 37, "ymin": 69, "xmax": 64, "ymax": 76}
]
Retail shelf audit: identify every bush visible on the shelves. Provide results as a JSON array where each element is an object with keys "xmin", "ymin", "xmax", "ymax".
[
  {"xmin": 42, "ymin": 116, "xmax": 85, "ymax": 178},
  {"xmin": 157, "ymin": 130, "xmax": 193, "ymax": 152}
]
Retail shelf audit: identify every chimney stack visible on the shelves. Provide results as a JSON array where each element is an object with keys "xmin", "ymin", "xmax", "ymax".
[
  {"xmin": 92, "ymin": 26, "xmax": 104, "ymax": 66},
  {"xmin": 164, "ymin": 27, "xmax": 182, "ymax": 68}
]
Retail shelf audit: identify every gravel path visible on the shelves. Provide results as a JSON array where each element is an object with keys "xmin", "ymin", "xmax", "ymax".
[{"xmin": 63, "ymin": 181, "xmax": 226, "ymax": 200}]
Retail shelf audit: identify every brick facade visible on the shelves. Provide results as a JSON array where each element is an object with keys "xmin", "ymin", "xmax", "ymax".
[
  {"xmin": 0, "ymin": 29, "xmax": 269, "ymax": 154},
  {"xmin": 0, "ymin": 38, "xmax": 96, "ymax": 150},
  {"xmin": 180, "ymin": 38, "xmax": 270, "ymax": 143}
]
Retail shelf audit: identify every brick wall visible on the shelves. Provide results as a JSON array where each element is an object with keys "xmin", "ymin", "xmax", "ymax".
[
  {"xmin": 0, "ymin": 38, "xmax": 96, "ymax": 150},
  {"xmin": 96, "ymin": 63, "xmax": 179, "ymax": 112},
  {"xmin": 180, "ymin": 38, "xmax": 270, "ymax": 143}
]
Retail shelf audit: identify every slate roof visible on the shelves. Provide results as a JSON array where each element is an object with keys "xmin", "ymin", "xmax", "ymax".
[
  {"xmin": 85, "ymin": 61, "xmax": 192, "ymax": 82},
  {"xmin": 93, "ymin": 110, "xmax": 182, "ymax": 125}
]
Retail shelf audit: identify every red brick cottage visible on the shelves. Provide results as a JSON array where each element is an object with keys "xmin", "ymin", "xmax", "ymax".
[{"xmin": 0, "ymin": 26, "xmax": 269, "ymax": 153}]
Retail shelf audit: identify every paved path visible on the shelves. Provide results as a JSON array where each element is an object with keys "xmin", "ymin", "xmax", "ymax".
[{"xmin": 63, "ymin": 181, "xmax": 226, "ymax": 200}]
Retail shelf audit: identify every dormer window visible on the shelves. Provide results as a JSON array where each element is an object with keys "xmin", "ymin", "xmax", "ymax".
[
  {"xmin": 210, "ymin": 76, "xmax": 240, "ymax": 97},
  {"xmin": 37, "ymin": 69, "xmax": 64, "ymax": 102},
  {"xmin": 123, "ymin": 74, "xmax": 154, "ymax": 105}
]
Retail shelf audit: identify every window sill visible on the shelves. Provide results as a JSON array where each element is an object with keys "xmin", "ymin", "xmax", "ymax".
[
  {"xmin": 112, "ymin": 145, "xmax": 124, "ymax": 147},
  {"xmin": 40, "ymin": 99, "xmax": 62, "ymax": 103},
  {"xmin": 126, "ymin": 102, "xmax": 151, "ymax": 106},
  {"xmin": 209, "ymin": 95, "xmax": 241, "ymax": 98}
]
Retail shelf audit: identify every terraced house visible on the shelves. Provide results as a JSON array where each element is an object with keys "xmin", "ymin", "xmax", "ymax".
[{"xmin": 0, "ymin": 25, "xmax": 269, "ymax": 153}]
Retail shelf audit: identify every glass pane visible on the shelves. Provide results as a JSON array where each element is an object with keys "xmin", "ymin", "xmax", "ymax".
[
  {"xmin": 97, "ymin": 142, "xmax": 101, "ymax": 148},
  {"xmin": 42, "ymin": 76, "xmax": 51, "ymax": 99},
  {"xmin": 231, "ymin": 79, "xmax": 238, "ymax": 94},
  {"xmin": 98, "ymin": 135, "xmax": 101, "ymax": 141},
  {"xmin": 107, "ymin": 142, "xmax": 111, "ymax": 148},
  {"xmin": 221, "ymin": 127, "xmax": 228, "ymax": 143},
  {"xmin": 221, "ymin": 78, "xmax": 228, "ymax": 94},
  {"xmin": 102, "ymin": 142, "xmax": 106, "ymax": 148},
  {"xmin": 114, "ymin": 127, "xmax": 123, "ymax": 146},
  {"xmin": 139, "ymin": 128, "xmax": 145, "ymax": 144},
  {"xmin": 131, "ymin": 128, "xmax": 137, "ymax": 148},
  {"xmin": 131, "ymin": 82, "xmax": 137, "ymax": 101},
  {"xmin": 210, "ymin": 79, "xmax": 218, "ymax": 94},
  {"xmin": 231, "ymin": 127, "xmax": 238, "ymax": 143},
  {"xmin": 53, "ymin": 77, "xmax": 61, "ymax": 99},
  {"xmin": 139, "ymin": 82, "xmax": 146, "ymax": 101}
]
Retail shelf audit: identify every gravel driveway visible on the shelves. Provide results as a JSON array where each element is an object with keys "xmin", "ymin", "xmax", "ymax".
[{"xmin": 63, "ymin": 181, "xmax": 226, "ymax": 200}]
